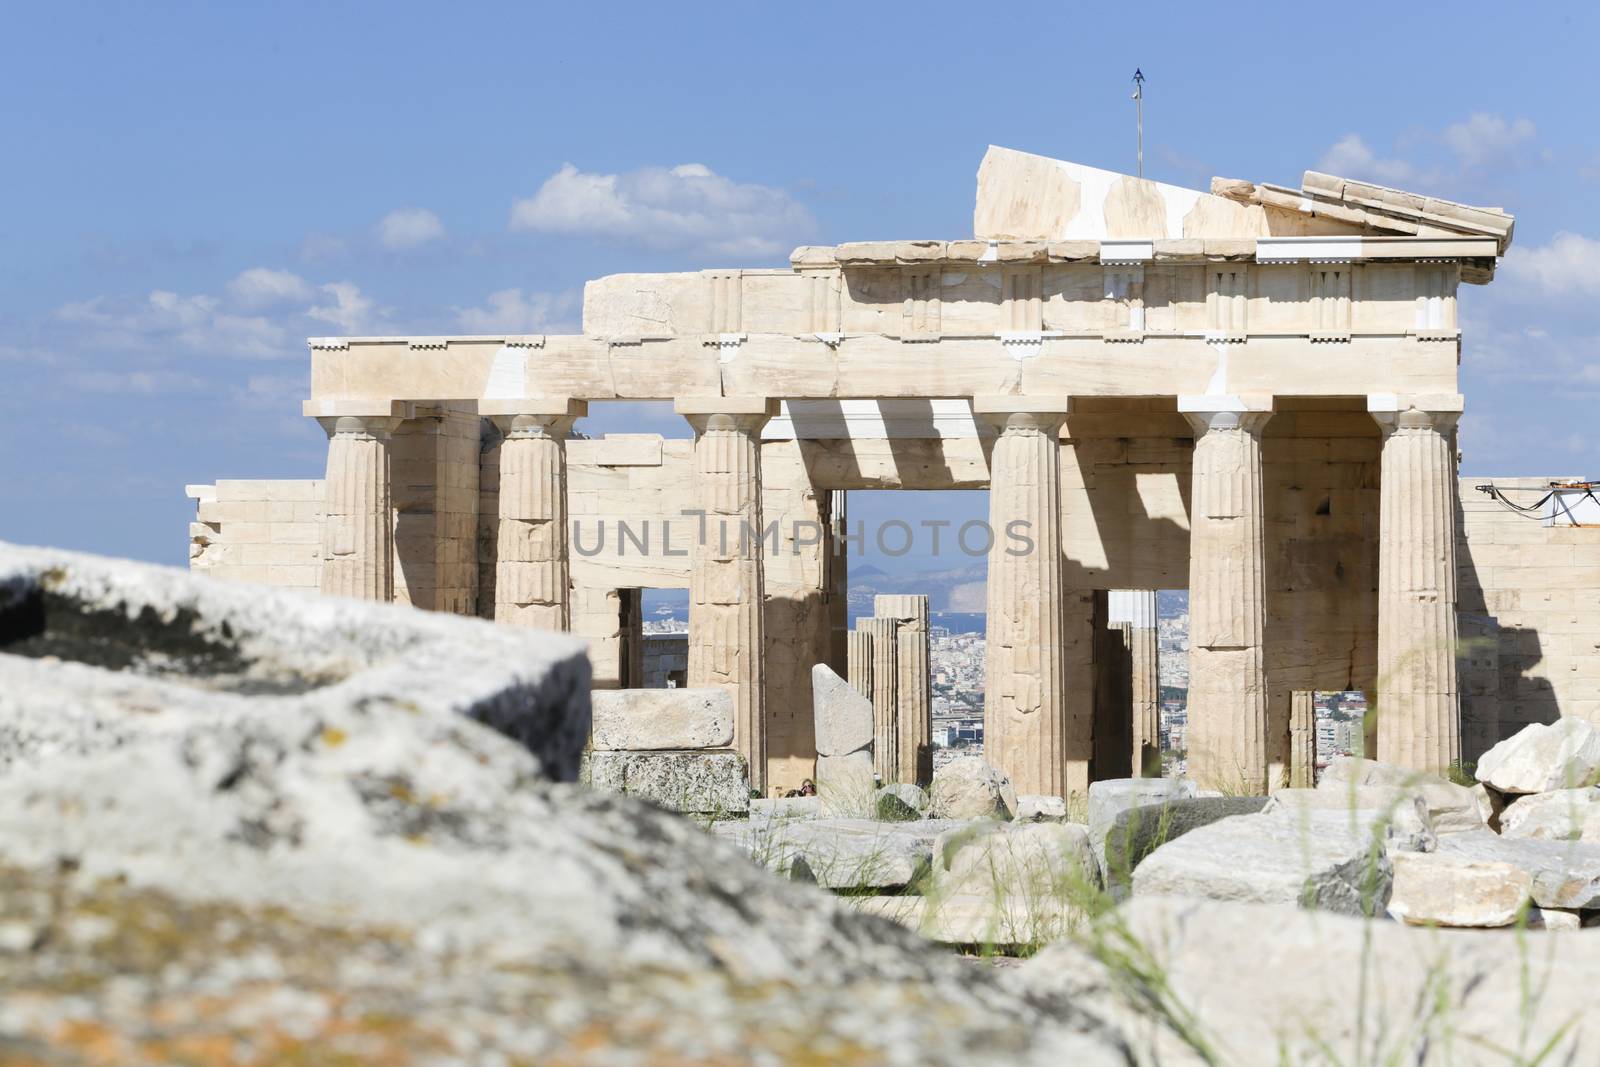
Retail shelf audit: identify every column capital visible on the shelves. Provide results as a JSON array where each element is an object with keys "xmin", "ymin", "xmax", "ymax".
[
  {"xmin": 303, "ymin": 397, "xmax": 411, "ymax": 420},
  {"xmin": 481, "ymin": 397, "xmax": 587, "ymax": 439},
  {"xmin": 315, "ymin": 414, "xmax": 403, "ymax": 440},
  {"xmin": 972, "ymin": 394, "xmax": 1071, "ymax": 433},
  {"xmin": 1367, "ymin": 393, "xmax": 1464, "ymax": 435},
  {"xmin": 1178, "ymin": 394, "xmax": 1274, "ymax": 437},
  {"xmin": 676, "ymin": 396, "xmax": 778, "ymax": 434}
]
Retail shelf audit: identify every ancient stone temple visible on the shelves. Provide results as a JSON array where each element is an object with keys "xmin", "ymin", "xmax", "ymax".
[{"xmin": 188, "ymin": 144, "xmax": 1599, "ymax": 798}]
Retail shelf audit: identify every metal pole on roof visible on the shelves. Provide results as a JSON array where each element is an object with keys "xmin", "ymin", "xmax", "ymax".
[{"xmin": 1131, "ymin": 69, "xmax": 1146, "ymax": 179}]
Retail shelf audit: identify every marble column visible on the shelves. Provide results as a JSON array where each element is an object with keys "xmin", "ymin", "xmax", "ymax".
[
  {"xmin": 860, "ymin": 616, "xmax": 900, "ymax": 782},
  {"xmin": 485, "ymin": 399, "xmax": 584, "ymax": 632},
  {"xmin": 846, "ymin": 627, "xmax": 874, "ymax": 701},
  {"xmin": 678, "ymin": 397, "xmax": 776, "ymax": 793},
  {"xmin": 877, "ymin": 594, "xmax": 932, "ymax": 786},
  {"xmin": 975, "ymin": 396, "xmax": 1075, "ymax": 797},
  {"xmin": 1289, "ymin": 690, "xmax": 1317, "ymax": 788},
  {"xmin": 1110, "ymin": 590, "xmax": 1162, "ymax": 777},
  {"xmin": 1370, "ymin": 395, "xmax": 1463, "ymax": 774},
  {"xmin": 1180, "ymin": 396, "xmax": 1273, "ymax": 795},
  {"xmin": 317, "ymin": 411, "xmax": 401, "ymax": 601}
]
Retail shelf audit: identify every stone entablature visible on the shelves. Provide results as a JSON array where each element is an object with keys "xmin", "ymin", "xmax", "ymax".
[{"xmin": 190, "ymin": 144, "xmax": 1557, "ymax": 796}]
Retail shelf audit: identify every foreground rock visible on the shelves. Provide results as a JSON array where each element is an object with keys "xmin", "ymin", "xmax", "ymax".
[
  {"xmin": 1020, "ymin": 896, "xmax": 1600, "ymax": 1065},
  {"xmin": 1475, "ymin": 717, "xmax": 1600, "ymax": 794},
  {"xmin": 0, "ymin": 543, "xmax": 592, "ymax": 779},
  {"xmin": 929, "ymin": 756, "xmax": 1018, "ymax": 820},
  {"xmin": 1016, "ymin": 793, "xmax": 1069, "ymax": 822},
  {"xmin": 0, "ymin": 547, "xmax": 1133, "ymax": 1065},
  {"xmin": 1132, "ymin": 812, "xmax": 1393, "ymax": 915},
  {"xmin": 933, "ymin": 821, "xmax": 1099, "ymax": 899},
  {"xmin": 589, "ymin": 687, "xmax": 733, "ymax": 750},
  {"xmin": 1435, "ymin": 829, "xmax": 1600, "ymax": 909},
  {"xmin": 1387, "ymin": 851, "xmax": 1532, "ymax": 927}
]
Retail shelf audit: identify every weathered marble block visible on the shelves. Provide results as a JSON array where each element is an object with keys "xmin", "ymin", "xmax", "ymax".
[
  {"xmin": 582, "ymin": 750, "xmax": 750, "ymax": 815},
  {"xmin": 589, "ymin": 688, "xmax": 734, "ymax": 751},
  {"xmin": 0, "ymin": 542, "xmax": 592, "ymax": 781}
]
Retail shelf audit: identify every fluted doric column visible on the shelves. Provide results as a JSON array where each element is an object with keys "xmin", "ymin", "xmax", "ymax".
[
  {"xmin": 1289, "ymin": 690, "xmax": 1317, "ymax": 788},
  {"xmin": 860, "ymin": 616, "xmax": 900, "ymax": 782},
  {"xmin": 975, "ymin": 396, "xmax": 1076, "ymax": 797},
  {"xmin": 1181, "ymin": 396, "xmax": 1273, "ymax": 794},
  {"xmin": 877, "ymin": 594, "xmax": 932, "ymax": 786},
  {"xmin": 678, "ymin": 397, "xmax": 776, "ymax": 793},
  {"xmin": 1110, "ymin": 590, "xmax": 1162, "ymax": 776},
  {"xmin": 1370, "ymin": 395, "xmax": 1463, "ymax": 774},
  {"xmin": 316, "ymin": 410, "xmax": 402, "ymax": 601},
  {"xmin": 485, "ymin": 399, "xmax": 585, "ymax": 632},
  {"xmin": 846, "ymin": 627, "xmax": 874, "ymax": 701}
]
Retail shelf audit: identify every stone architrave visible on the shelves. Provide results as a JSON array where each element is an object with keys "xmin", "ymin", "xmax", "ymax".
[
  {"xmin": 1180, "ymin": 396, "xmax": 1273, "ymax": 795},
  {"xmin": 975, "ymin": 396, "xmax": 1075, "ymax": 798},
  {"xmin": 1289, "ymin": 690, "xmax": 1317, "ymax": 788},
  {"xmin": 484, "ymin": 399, "xmax": 584, "ymax": 632},
  {"xmin": 858, "ymin": 617, "xmax": 901, "ymax": 782},
  {"xmin": 1369, "ymin": 395, "xmax": 1464, "ymax": 775},
  {"xmin": 678, "ymin": 397, "xmax": 776, "ymax": 794},
  {"xmin": 846, "ymin": 627, "xmax": 873, "ymax": 700},
  {"xmin": 314, "ymin": 404, "xmax": 405, "ymax": 601},
  {"xmin": 876, "ymin": 594, "xmax": 932, "ymax": 786}
]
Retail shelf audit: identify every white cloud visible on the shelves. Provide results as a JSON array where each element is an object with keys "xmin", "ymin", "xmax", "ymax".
[
  {"xmin": 66, "ymin": 369, "xmax": 207, "ymax": 395},
  {"xmin": 1316, "ymin": 113, "xmax": 1538, "ymax": 189},
  {"xmin": 55, "ymin": 290, "xmax": 287, "ymax": 359},
  {"xmin": 227, "ymin": 267, "xmax": 312, "ymax": 307},
  {"xmin": 306, "ymin": 281, "xmax": 384, "ymax": 334},
  {"xmin": 454, "ymin": 288, "xmax": 578, "ymax": 334},
  {"xmin": 376, "ymin": 207, "xmax": 445, "ymax": 250},
  {"xmin": 510, "ymin": 162, "xmax": 815, "ymax": 259},
  {"xmin": 1316, "ymin": 134, "xmax": 1417, "ymax": 185},
  {"xmin": 1501, "ymin": 232, "xmax": 1600, "ymax": 297},
  {"xmin": 1440, "ymin": 113, "xmax": 1537, "ymax": 170}
]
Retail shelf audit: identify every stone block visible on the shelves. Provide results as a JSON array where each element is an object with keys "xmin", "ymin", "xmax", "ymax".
[
  {"xmin": 928, "ymin": 757, "xmax": 1018, "ymax": 820},
  {"xmin": 589, "ymin": 688, "xmax": 734, "ymax": 751},
  {"xmin": 1086, "ymin": 777, "xmax": 1198, "ymax": 868},
  {"xmin": 1263, "ymin": 787, "xmax": 1436, "ymax": 853},
  {"xmin": 1475, "ymin": 718, "xmax": 1600, "ymax": 794},
  {"xmin": 581, "ymin": 751, "xmax": 750, "ymax": 815},
  {"xmin": 1500, "ymin": 787, "xmax": 1600, "ymax": 840},
  {"xmin": 1434, "ymin": 829, "xmax": 1600, "ymax": 909},
  {"xmin": 811, "ymin": 663, "xmax": 874, "ymax": 757},
  {"xmin": 848, "ymin": 894, "xmax": 1084, "ymax": 949},
  {"xmin": 717, "ymin": 817, "xmax": 967, "ymax": 890},
  {"xmin": 816, "ymin": 750, "xmax": 877, "ymax": 819},
  {"xmin": 1387, "ymin": 851, "xmax": 1532, "ymax": 927},
  {"xmin": 933, "ymin": 822, "xmax": 1098, "ymax": 899},
  {"xmin": 1016, "ymin": 794, "xmax": 1069, "ymax": 822},
  {"xmin": 1319, "ymin": 756, "xmax": 1483, "ymax": 833},
  {"xmin": 875, "ymin": 782, "xmax": 929, "ymax": 821},
  {"xmin": 1132, "ymin": 812, "xmax": 1394, "ymax": 916},
  {"xmin": 1102, "ymin": 796, "xmax": 1269, "ymax": 895}
]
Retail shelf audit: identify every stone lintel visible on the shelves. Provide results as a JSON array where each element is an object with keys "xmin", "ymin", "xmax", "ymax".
[
  {"xmin": 479, "ymin": 397, "xmax": 588, "ymax": 419},
  {"xmin": 675, "ymin": 396, "xmax": 778, "ymax": 418},
  {"xmin": 972, "ymin": 394, "xmax": 1073, "ymax": 417},
  {"xmin": 302, "ymin": 397, "xmax": 412, "ymax": 420}
]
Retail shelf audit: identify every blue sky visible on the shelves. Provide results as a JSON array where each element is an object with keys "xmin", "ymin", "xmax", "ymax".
[{"xmin": 3, "ymin": 1, "xmax": 1597, "ymax": 567}]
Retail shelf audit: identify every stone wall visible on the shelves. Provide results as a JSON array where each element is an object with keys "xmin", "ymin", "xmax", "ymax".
[
  {"xmin": 187, "ymin": 480, "xmax": 324, "ymax": 590},
  {"xmin": 1457, "ymin": 476, "xmax": 1600, "ymax": 759},
  {"xmin": 642, "ymin": 634, "xmax": 688, "ymax": 689},
  {"xmin": 391, "ymin": 405, "xmax": 481, "ymax": 615}
]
